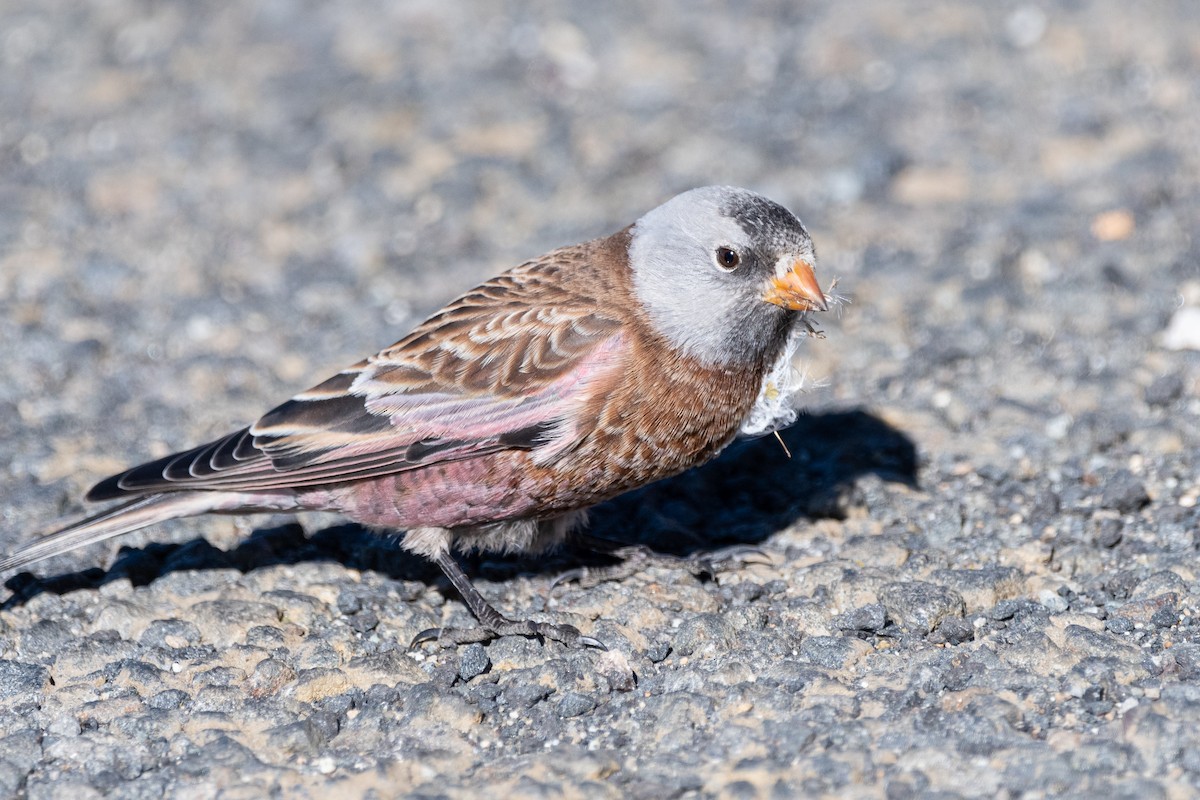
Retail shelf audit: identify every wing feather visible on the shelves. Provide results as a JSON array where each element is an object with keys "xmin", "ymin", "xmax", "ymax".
[{"xmin": 87, "ymin": 246, "xmax": 627, "ymax": 502}]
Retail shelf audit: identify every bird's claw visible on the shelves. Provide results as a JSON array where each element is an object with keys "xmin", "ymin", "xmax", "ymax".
[
  {"xmin": 552, "ymin": 541, "xmax": 772, "ymax": 589},
  {"xmin": 686, "ymin": 544, "xmax": 773, "ymax": 578},
  {"xmin": 514, "ymin": 618, "xmax": 607, "ymax": 650},
  {"xmin": 530, "ymin": 621, "xmax": 607, "ymax": 650},
  {"xmin": 576, "ymin": 634, "xmax": 608, "ymax": 650},
  {"xmin": 549, "ymin": 567, "xmax": 592, "ymax": 592}
]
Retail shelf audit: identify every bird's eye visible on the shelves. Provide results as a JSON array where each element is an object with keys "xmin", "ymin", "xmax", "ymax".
[{"xmin": 715, "ymin": 246, "xmax": 741, "ymax": 271}]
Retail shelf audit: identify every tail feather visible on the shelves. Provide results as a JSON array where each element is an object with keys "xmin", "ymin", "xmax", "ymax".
[{"xmin": 0, "ymin": 493, "xmax": 256, "ymax": 574}]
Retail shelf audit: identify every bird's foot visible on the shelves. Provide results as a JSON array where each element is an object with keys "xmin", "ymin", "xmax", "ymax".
[
  {"xmin": 417, "ymin": 549, "xmax": 607, "ymax": 650},
  {"xmin": 410, "ymin": 618, "xmax": 607, "ymax": 650},
  {"xmin": 552, "ymin": 538, "xmax": 772, "ymax": 590}
]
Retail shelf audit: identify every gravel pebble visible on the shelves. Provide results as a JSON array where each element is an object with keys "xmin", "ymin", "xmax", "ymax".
[
  {"xmin": 505, "ymin": 683, "xmax": 555, "ymax": 710},
  {"xmin": 1144, "ymin": 375, "xmax": 1184, "ymax": 407},
  {"xmin": 248, "ymin": 659, "xmax": 298, "ymax": 698},
  {"xmin": 593, "ymin": 650, "xmax": 637, "ymax": 693},
  {"xmin": 556, "ymin": 692, "xmax": 597, "ymax": 718},
  {"xmin": 0, "ymin": 661, "xmax": 48, "ymax": 699},
  {"xmin": 1101, "ymin": 470, "xmax": 1151, "ymax": 513},
  {"xmin": 799, "ymin": 636, "xmax": 862, "ymax": 669},
  {"xmin": 879, "ymin": 582, "xmax": 967, "ymax": 635},
  {"xmin": 139, "ymin": 619, "xmax": 202, "ymax": 649},
  {"xmin": 673, "ymin": 613, "xmax": 737, "ymax": 657},
  {"xmin": 146, "ymin": 690, "xmax": 189, "ymax": 711},
  {"xmin": 1094, "ymin": 518, "xmax": 1125, "ymax": 548},
  {"xmin": 834, "ymin": 603, "xmax": 888, "ymax": 633},
  {"xmin": 929, "ymin": 616, "xmax": 975, "ymax": 646},
  {"xmin": 458, "ymin": 644, "xmax": 491, "ymax": 682},
  {"xmin": 644, "ymin": 641, "xmax": 672, "ymax": 663}
]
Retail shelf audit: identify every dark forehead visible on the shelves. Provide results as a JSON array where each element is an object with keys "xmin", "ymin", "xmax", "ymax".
[{"xmin": 721, "ymin": 192, "xmax": 807, "ymax": 246}]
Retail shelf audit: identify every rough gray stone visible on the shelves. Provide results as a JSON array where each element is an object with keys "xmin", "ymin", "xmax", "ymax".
[
  {"xmin": 834, "ymin": 604, "xmax": 888, "ymax": 633},
  {"xmin": 247, "ymin": 659, "xmax": 297, "ymax": 698},
  {"xmin": 1100, "ymin": 470, "xmax": 1151, "ymax": 513},
  {"xmin": 146, "ymin": 690, "xmax": 189, "ymax": 711},
  {"xmin": 930, "ymin": 616, "xmax": 975, "ymax": 646},
  {"xmin": 673, "ymin": 613, "xmax": 737, "ymax": 656},
  {"xmin": 556, "ymin": 692, "xmax": 597, "ymax": 718},
  {"xmin": 458, "ymin": 644, "xmax": 491, "ymax": 682},
  {"xmin": 799, "ymin": 636, "xmax": 859, "ymax": 669},
  {"xmin": 139, "ymin": 619, "xmax": 202, "ymax": 649},
  {"xmin": 0, "ymin": 661, "xmax": 48, "ymax": 699},
  {"xmin": 505, "ymin": 683, "xmax": 554, "ymax": 710},
  {"xmin": 1145, "ymin": 374, "xmax": 1184, "ymax": 407},
  {"xmin": 879, "ymin": 582, "xmax": 967, "ymax": 635}
]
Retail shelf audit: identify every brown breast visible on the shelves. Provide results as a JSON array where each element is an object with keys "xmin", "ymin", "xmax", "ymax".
[{"xmin": 520, "ymin": 232, "xmax": 768, "ymax": 512}]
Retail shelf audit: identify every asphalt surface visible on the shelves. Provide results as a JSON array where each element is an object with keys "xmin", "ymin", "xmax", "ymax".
[{"xmin": 1, "ymin": 1, "xmax": 1199, "ymax": 797}]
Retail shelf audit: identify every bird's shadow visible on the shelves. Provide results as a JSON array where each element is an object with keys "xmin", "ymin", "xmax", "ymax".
[{"xmin": 3, "ymin": 409, "xmax": 917, "ymax": 609}]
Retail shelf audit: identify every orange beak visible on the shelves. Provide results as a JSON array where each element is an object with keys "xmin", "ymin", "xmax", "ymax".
[{"xmin": 762, "ymin": 260, "xmax": 828, "ymax": 312}]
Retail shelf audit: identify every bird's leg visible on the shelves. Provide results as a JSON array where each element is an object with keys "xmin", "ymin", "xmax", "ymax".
[
  {"xmin": 410, "ymin": 550, "xmax": 606, "ymax": 650},
  {"xmin": 551, "ymin": 533, "xmax": 772, "ymax": 590}
]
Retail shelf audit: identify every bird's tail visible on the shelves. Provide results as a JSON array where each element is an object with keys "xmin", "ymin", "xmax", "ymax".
[{"xmin": 0, "ymin": 491, "xmax": 298, "ymax": 574}]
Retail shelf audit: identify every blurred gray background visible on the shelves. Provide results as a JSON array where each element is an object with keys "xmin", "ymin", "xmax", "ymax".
[{"xmin": 1, "ymin": 1, "xmax": 1199, "ymax": 797}]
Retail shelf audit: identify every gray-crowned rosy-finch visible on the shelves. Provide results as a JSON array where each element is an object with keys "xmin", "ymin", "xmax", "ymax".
[{"xmin": 3, "ymin": 186, "xmax": 831, "ymax": 648}]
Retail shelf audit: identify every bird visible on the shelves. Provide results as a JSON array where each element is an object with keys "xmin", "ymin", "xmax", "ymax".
[{"xmin": 2, "ymin": 186, "xmax": 831, "ymax": 648}]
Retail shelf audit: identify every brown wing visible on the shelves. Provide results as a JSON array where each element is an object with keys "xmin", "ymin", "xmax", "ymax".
[{"xmin": 88, "ymin": 244, "xmax": 628, "ymax": 500}]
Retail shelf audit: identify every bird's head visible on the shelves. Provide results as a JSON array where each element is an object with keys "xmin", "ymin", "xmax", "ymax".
[{"xmin": 628, "ymin": 186, "xmax": 828, "ymax": 367}]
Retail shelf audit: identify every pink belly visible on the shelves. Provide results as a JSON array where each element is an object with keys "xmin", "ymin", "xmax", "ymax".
[{"xmin": 307, "ymin": 453, "xmax": 553, "ymax": 531}]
